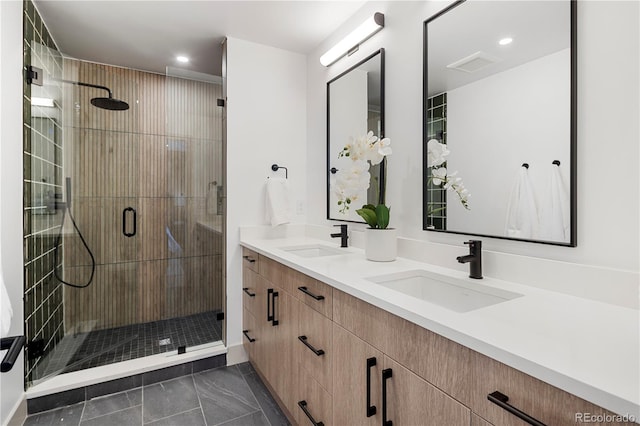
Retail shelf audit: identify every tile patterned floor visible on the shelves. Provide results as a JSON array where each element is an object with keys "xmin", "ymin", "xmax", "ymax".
[
  {"xmin": 36, "ymin": 311, "xmax": 222, "ymax": 378},
  {"xmin": 24, "ymin": 363, "xmax": 290, "ymax": 426}
]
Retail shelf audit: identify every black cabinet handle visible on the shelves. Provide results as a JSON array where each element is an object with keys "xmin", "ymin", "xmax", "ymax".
[
  {"xmin": 366, "ymin": 357, "xmax": 377, "ymax": 417},
  {"xmin": 488, "ymin": 391, "xmax": 546, "ymax": 426},
  {"xmin": 298, "ymin": 336, "xmax": 325, "ymax": 356},
  {"xmin": 242, "ymin": 330, "xmax": 255, "ymax": 343},
  {"xmin": 243, "ymin": 255, "xmax": 256, "ymax": 263},
  {"xmin": 271, "ymin": 290, "xmax": 279, "ymax": 326},
  {"xmin": 122, "ymin": 207, "xmax": 136, "ymax": 237},
  {"xmin": 298, "ymin": 286, "xmax": 325, "ymax": 301},
  {"xmin": 298, "ymin": 400, "xmax": 324, "ymax": 426},
  {"xmin": 242, "ymin": 287, "xmax": 255, "ymax": 297},
  {"xmin": 267, "ymin": 289, "xmax": 274, "ymax": 322},
  {"xmin": 382, "ymin": 368, "xmax": 393, "ymax": 426}
]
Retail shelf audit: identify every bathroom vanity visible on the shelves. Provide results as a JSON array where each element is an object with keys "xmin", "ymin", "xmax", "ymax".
[{"xmin": 240, "ymin": 232, "xmax": 638, "ymax": 426}]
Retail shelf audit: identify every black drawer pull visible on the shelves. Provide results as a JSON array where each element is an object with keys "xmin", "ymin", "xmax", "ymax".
[
  {"xmin": 382, "ymin": 368, "xmax": 393, "ymax": 426},
  {"xmin": 298, "ymin": 286, "xmax": 325, "ymax": 301},
  {"xmin": 242, "ymin": 287, "xmax": 255, "ymax": 297},
  {"xmin": 488, "ymin": 391, "xmax": 547, "ymax": 426},
  {"xmin": 243, "ymin": 255, "xmax": 256, "ymax": 263},
  {"xmin": 298, "ymin": 335, "xmax": 325, "ymax": 356},
  {"xmin": 366, "ymin": 357, "xmax": 377, "ymax": 417},
  {"xmin": 298, "ymin": 400, "xmax": 324, "ymax": 426},
  {"xmin": 242, "ymin": 330, "xmax": 255, "ymax": 343},
  {"xmin": 267, "ymin": 288, "xmax": 274, "ymax": 322},
  {"xmin": 271, "ymin": 290, "xmax": 279, "ymax": 326}
]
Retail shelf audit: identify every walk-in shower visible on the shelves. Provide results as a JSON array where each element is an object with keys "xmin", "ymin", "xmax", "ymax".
[{"xmin": 23, "ymin": 0, "xmax": 225, "ymax": 386}]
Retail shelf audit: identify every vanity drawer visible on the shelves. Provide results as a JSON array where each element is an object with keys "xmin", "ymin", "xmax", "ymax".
[
  {"xmin": 242, "ymin": 268, "xmax": 260, "ymax": 315},
  {"xmin": 242, "ymin": 247, "xmax": 260, "ymax": 272},
  {"xmin": 298, "ymin": 302, "xmax": 333, "ymax": 394},
  {"xmin": 333, "ymin": 289, "xmax": 391, "ymax": 354},
  {"xmin": 467, "ymin": 350, "xmax": 639, "ymax": 426},
  {"xmin": 296, "ymin": 364, "xmax": 333, "ymax": 426},
  {"xmin": 242, "ymin": 307, "xmax": 257, "ymax": 361},
  {"xmin": 292, "ymin": 271, "xmax": 333, "ymax": 319}
]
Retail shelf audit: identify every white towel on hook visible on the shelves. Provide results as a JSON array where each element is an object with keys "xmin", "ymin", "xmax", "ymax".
[
  {"xmin": 505, "ymin": 167, "xmax": 539, "ymax": 239},
  {"xmin": 540, "ymin": 164, "xmax": 570, "ymax": 242},
  {"xmin": 265, "ymin": 177, "xmax": 291, "ymax": 227},
  {"xmin": 0, "ymin": 236, "xmax": 13, "ymax": 338}
]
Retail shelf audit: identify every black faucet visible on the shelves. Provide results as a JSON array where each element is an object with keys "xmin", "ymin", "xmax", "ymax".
[
  {"xmin": 331, "ymin": 224, "xmax": 348, "ymax": 248},
  {"xmin": 456, "ymin": 240, "xmax": 483, "ymax": 279}
]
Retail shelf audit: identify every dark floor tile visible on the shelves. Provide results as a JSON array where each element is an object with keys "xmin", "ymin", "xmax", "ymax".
[
  {"xmin": 24, "ymin": 402, "xmax": 84, "ymax": 426},
  {"xmin": 143, "ymin": 376, "xmax": 200, "ymax": 423},
  {"xmin": 243, "ymin": 372, "xmax": 289, "ymax": 426},
  {"xmin": 27, "ymin": 388, "xmax": 85, "ymax": 414},
  {"xmin": 82, "ymin": 388, "xmax": 141, "ymax": 421},
  {"xmin": 86, "ymin": 375, "xmax": 142, "ymax": 399},
  {"xmin": 144, "ymin": 408, "xmax": 205, "ymax": 426},
  {"xmin": 192, "ymin": 354, "xmax": 226, "ymax": 374},
  {"xmin": 142, "ymin": 363, "xmax": 192, "ymax": 386},
  {"xmin": 194, "ymin": 366, "xmax": 259, "ymax": 426},
  {"xmin": 236, "ymin": 362, "xmax": 255, "ymax": 376},
  {"xmin": 79, "ymin": 406, "xmax": 142, "ymax": 426},
  {"xmin": 218, "ymin": 410, "xmax": 269, "ymax": 426}
]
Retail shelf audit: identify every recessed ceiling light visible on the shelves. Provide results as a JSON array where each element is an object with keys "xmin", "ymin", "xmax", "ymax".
[
  {"xmin": 498, "ymin": 37, "xmax": 513, "ymax": 46},
  {"xmin": 176, "ymin": 56, "xmax": 189, "ymax": 63}
]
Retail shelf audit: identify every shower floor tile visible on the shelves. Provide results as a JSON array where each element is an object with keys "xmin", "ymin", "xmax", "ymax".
[{"xmin": 35, "ymin": 310, "xmax": 222, "ymax": 378}]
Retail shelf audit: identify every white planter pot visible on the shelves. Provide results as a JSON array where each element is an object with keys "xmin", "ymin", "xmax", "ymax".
[{"xmin": 365, "ymin": 228, "xmax": 397, "ymax": 262}]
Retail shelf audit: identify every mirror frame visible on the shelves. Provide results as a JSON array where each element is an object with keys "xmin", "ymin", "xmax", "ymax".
[
  {"xmin": 422, "ymin": 0, "xmax": 577, "ymax": 247},
  {"xmin": 326, "ymin": 48, "xmax": 386, "ymax": 223}
]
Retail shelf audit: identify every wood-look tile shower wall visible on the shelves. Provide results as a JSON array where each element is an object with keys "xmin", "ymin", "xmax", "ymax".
[{"xmin": 62, "ymin": 59, "xmax": 223, "ymax": 332}]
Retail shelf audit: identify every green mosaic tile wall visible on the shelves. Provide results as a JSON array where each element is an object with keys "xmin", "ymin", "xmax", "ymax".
[
  {"xmin": 23, "ymin": 0, "xmax": 65, "ymax": 385},
  {"xmin": 426, "ymin": 92, "xmax": 447, "ymax": 230}
]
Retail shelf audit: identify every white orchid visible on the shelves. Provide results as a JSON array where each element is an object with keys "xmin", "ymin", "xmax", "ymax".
[
  {"xmin": 427, "ymin": 139, "xmax": 450, "ymax": 167},
  {"xmin": 429, "ymin": 163, "xmax": 470, "ymax": 210},
  {"xmin": 335, "ymin": 132, "xmax": 392, "ymax": 213},
  {"xmin": 334, "ymin": 160, "xmax": 371, "ymax": 213},
  {"xmin": 431, "ymin": 167, "xmax": 447, "ymax": 186}
]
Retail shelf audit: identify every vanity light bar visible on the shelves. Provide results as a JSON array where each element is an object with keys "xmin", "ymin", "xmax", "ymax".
[{"xmin": 320, "ymin": 12, "xmax": 384, "ymax": 67}]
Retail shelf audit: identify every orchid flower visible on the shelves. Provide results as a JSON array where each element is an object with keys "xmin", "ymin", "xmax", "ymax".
[{"xmin": 427, "ymin": 139, "xmax": 449, "ymax": 167}]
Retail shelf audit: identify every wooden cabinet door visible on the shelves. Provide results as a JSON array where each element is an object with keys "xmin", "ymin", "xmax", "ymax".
[
  {"xmin": 332, "ymin": 324, "xmax": 383, "ymax": 426},
  {"xmin": 244, "ymin": 270, "xmax": 269, "ymax": 374},
  {"xmin": 263, "ymin": 285, "xmax": 300, "ymax": 416},
  {"xmin": 382, "ymin": 355, "xmax": 470, "ymax": 426}
]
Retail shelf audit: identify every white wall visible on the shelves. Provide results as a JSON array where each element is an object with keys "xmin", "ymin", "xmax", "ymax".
[
  {"xmin": 226, "ymin": 37, "xmax": 307, "ymax": 358},
  {"xmin": 447, "ymin": 49, "xmax": 571, "ymax": 239},
  {"xmin": 307, "ymin": 1, "xmax": 639, "ymax": 274},
  {"xmin": 0, "ymin": 1, "xmax": 26, "ymax": 424}
]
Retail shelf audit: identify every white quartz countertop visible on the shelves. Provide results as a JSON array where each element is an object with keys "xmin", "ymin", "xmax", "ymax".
[{"xmin": 240, "ymin": 235, "xmax": 640, "ymax": 419}]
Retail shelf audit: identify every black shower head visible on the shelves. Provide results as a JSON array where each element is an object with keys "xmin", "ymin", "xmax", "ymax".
[
  {"xmin": 62, "ymin": 80, "xmax": 130, "ymax": 111},
  {"xmin": 90, "ymin": 97, "xmax": 129, "ymax": 111}
]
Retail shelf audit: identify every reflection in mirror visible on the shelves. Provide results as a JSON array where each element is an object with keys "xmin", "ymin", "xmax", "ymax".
[
  {"xmin": 423, "ymin": 0, "xmax": 576, "ymax": 246},
  {"xmin": 327, "ymin": 49, "xmax": 385, "ymax": 222}
]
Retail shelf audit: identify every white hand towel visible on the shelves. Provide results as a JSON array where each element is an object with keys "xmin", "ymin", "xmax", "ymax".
[
  {"xmin": 1, "ymin": 246, "xmax": 13, "ymax": 339},
  {"xmin": 540, "ymin": 164, "xmax": 570, "ymax": 242},
  {"xmin": 265, "ymin": 178, "xmax": 291, "ymax": 227},
  {"xmin": 505, "ymin": 167, "xmax": 539, "ymax": 239}
]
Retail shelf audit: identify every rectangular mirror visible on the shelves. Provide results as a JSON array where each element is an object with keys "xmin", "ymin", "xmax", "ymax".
[
  {"xmin": 423, "ymin": 0, "xmax": 576, "ymax": 246},
  {"xmin": 327, "ymin": 49, "xmax": 385, "ymax": 222}
]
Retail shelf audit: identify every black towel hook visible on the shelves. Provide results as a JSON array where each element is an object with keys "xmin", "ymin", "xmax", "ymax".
[
  {"xmin": 521, "ymin": 163, "xmax": 529, "ymax": 169},
  {"xmin": 552, "ymin": 160, "xmax": 561, "ymax": 166},
  {"xmin": 271, "ymin": 164, "xmax": 288, "ymax": 179}
]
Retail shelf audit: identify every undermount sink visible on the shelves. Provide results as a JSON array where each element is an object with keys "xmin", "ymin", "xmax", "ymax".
[
  {"xmin": 366, "ymin": 270, "xmax": 522, "ymax": 313},
  {"xmin": 280, "ymin": 244, "xmax": 347, "ymax": 258}
]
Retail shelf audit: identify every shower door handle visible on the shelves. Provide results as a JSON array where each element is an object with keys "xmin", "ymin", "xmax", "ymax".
[{"xmin": 123, "ymin": 207, "xmax": 136, "ymax": 237}]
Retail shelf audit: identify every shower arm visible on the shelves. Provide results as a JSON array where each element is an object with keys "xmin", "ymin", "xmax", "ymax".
[{"xmin": 61, "ymin": 80, "xmax": 114, "ymax": 98}]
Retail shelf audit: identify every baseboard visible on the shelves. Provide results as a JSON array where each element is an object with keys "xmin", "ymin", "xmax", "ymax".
[
  {"xmin": 225, "ymin": 342, "xmax": 248, "ymax": 365},
  {"xmin": 4, "ymin": 395, "xmax": 26, "ymax": 426}
]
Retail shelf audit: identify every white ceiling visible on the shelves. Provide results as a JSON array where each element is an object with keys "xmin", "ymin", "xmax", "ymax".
[{"xmin": 34, "ymin": 0, "xmax": 367, "ymax": 77}]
